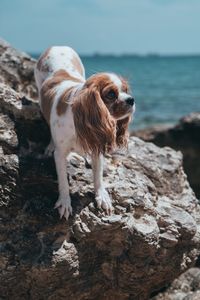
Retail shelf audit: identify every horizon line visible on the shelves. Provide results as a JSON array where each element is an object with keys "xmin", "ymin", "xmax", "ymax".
[{"xmin": 29, "ymin": 52, "xmax": 200, "ymax": 58}]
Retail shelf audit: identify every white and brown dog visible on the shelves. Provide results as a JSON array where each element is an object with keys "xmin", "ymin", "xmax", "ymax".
[{"xmin": 35, "ymin": 46, "xmax": 135, "ymax": 220}]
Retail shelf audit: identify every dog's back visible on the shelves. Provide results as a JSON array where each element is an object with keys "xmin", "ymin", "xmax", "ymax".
[
  {"xmin": 34, "ymin": 46, "xmax": 85, "ymax": 124},
  {"xmin": 35, "ymin": 46, "xmax": 85, "ymax": 90}
]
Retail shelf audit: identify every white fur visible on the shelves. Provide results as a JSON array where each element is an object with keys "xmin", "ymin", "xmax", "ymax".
[
  {"xmin": 108, "ymin": 73, "xmax": 133, "ymax": 104},
  {"xmin": 107, "ymin": 73, "xmax": 122, "ymax": 89}
]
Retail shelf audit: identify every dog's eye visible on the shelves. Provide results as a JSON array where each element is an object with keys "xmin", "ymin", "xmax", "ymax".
[{"xmin": 107, "ymin": 90, "xmax": 116, "ymax": 100}]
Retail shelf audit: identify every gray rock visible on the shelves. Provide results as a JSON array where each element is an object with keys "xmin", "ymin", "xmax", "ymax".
[
  {"xmin": 152, "ymin": 268, "xmax": 200, "ymax": 300},
  {"xmin": 0, "ymin": 38, "xmax": 200, "ymax": 300},
  {"xmin": 132, "ymin": 113, "xmax": 200, "ymax": 199},
  {"xmin": 0, "ymin": 37, "xmax": 38, "ymax": 99}
]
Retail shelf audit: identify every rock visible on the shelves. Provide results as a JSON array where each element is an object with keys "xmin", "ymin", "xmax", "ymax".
[
  {"xmin": 152, "ymin": 268, "xmax": 200, "ymax": 300},
  {"xmin": 0, "ymin": 38, "xmax": 37, "ymax": 99},
  {"xmin": 1, "ymin": 39, "xmax": 200, "ymax": 300},
  {"xmin": 132, "ymin": 113, "xmax": 200, "ymax": 199}
]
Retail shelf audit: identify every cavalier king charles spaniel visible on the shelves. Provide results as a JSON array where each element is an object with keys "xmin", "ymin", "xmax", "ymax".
[{"xmin": 35, "ymin": 46, "xmax": 135, "ymax": 220}]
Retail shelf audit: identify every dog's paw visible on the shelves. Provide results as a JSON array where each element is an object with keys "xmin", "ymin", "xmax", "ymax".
[
  {"xmin": 95, "ymin": 188, "xmax": 113, "ymax": 215},
  {"xmin": 54, "ymin": 197, "xmax": 72, "ymax": 220}
]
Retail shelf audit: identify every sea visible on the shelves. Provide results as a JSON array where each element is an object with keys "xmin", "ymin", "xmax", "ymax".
[{"xmin": 32, "ymin": 54, "xmax": 200, "ymax": 130}]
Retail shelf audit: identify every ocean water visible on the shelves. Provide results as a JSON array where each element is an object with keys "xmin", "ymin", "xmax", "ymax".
[{"xmin": 33, "ymin": 54, "xmax": 200, "ymax": 129}]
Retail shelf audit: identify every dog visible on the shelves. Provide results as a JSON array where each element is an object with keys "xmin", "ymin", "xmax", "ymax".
[{"xmin": 34, "ymin": 46, "xmax": 135, "ymax": 220}]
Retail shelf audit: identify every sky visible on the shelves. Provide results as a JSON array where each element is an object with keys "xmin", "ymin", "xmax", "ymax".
[{"xmin": 0, "ymin": 0, "xmax": 200, "ymax": 55}]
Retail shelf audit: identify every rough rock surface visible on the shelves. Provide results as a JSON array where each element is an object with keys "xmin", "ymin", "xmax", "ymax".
[
  {"xmin": 152, "ymin": 268, "xmax": 200, "ymax": 300},
  {"xmin": 132, "ymin": 113, "xmax": 200, "ymax": 199},
  {"xmin": 0, "ymin": 38, "xmax": 37, "ymax": 99},
  {"xmin": 1, "ymin": 39, "xmax": 200, "ymax": 300}
]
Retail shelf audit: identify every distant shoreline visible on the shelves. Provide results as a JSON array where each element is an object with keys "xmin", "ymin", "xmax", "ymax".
[{"xmin": 30, "ymin": 53, "xmax": 200, "ymax": 59}]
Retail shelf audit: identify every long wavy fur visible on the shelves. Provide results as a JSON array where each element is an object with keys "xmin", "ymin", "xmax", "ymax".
[
  {"xmin": 72, "ymin": 87, "xmax": 117, "ymax": 154},
  {"xmin": 116, "ymin": 116, "xmax": 131, "ymax": 148}
]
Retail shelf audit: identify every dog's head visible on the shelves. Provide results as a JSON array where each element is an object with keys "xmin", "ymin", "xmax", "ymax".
[{"xmin": 72, "ymin": 73, "xmax": 135, "ymax": 154}]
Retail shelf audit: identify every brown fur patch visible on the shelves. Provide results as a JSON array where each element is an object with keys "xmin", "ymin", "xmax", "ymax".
[
  {"xmin": 116, "ymin": 116, "xmax": 131, "ymax": 148},
  {"xmin": 40, "ymin": 84, "xmax": 56, "ymax": 124},
  {"xmin": 85, "ymin": 74, "xmax": 111, "ymax": 90},
  {"xmin": 40, "ymin": 69, "xmax": 83, "ymax": 123},
  {"xmin": 57, "ymin": 87, "xmax": 74, "ymax": 116},
  {"xmin": 72, "ymin": 86, "xmax": 116, "ymax": 154},
  {"xmin": 37, "ymin": 48, "xmax": 51, "ymax": 71},
  {"xmin": 54, "ymin": 69, "xmax": 84, "ymax": 83},
  {"xmin": 110, "ymin": 100, "xmax": 131, "ymax": 120},
  {"xmin": 40, "ymin": 71, "xmax": 70, "ymax": 123}
]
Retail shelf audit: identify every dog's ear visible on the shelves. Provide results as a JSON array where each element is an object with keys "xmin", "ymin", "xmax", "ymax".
[
  {"xmin": 116, "ymin": 116, "xmax": 131, "ymax": 149},
  {"xmin": 72, "ymin": 87, "xmax": 116, "ymax": 154}
]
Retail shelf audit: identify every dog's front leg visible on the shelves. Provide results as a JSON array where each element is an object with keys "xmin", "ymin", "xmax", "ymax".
[
  {"xmin": 92, "ymin": 154, "xmax": 113, "ymax": 215},
  {"xmin": 54, "ymin": 148, "xmax": 72, "ymax": 220}
]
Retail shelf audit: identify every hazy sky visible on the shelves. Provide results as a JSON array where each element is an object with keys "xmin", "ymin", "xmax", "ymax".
[{"xmin": 1, "ymin": 0, "xmax": 200, "ymax": 55}]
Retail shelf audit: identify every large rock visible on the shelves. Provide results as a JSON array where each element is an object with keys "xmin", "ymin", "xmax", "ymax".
[
  {"xmin": 0, "ymin": 38, "xmax": 37, "ymax": 99},
  {"xmin": 0, "ymin": 39, "xmax": 200, "ymax": 300},
  {"xmin": 132, "ymin": 113, "xmax": 200, "ymax": 199},
  {"xmin": 152, "ymin": 268, "xmax": 200, "ymax": 300}
]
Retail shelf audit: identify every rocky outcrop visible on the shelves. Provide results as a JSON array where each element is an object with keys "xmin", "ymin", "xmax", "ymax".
[
  {"xmin": 0, "ymin": 38, "xmax": 37, "ymax": 99},
  {"xmin": 1, "ymin": 38, "xmax": 200, "ymax": 300},
  {"xmin": 132, "ymin": 113, "xmax": 200, "ymax": 199},
  {"xmin": 152, "ymin": 268, "xmax": 200, "ymax": 300}
]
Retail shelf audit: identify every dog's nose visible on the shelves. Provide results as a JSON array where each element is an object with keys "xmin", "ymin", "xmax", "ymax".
[{"xmin": 126, "ymin": 97, "xmax": 135, "ymax": 106}]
